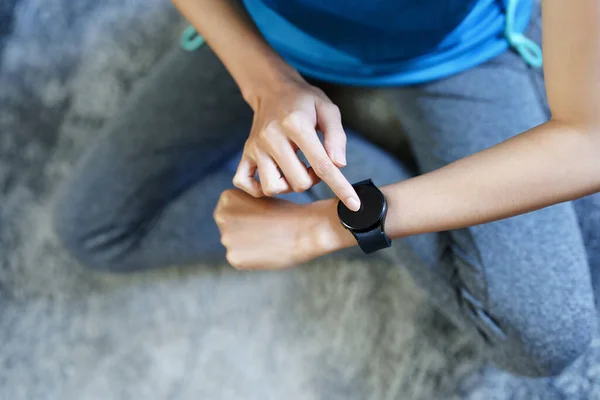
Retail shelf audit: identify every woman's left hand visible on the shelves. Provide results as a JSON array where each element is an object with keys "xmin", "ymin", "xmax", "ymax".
[{"xmin": 214, "ymin": 189, "xmax": 346, "ymax": 270}]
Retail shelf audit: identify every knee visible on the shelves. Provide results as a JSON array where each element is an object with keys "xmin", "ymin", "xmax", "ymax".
[
  {"xmin": 53, "ymin": 190, "xmax": 139, "ymax": 273},
  {"xmin": 490, "ymin": 301, "xmax": 596, "ymax": 377}
]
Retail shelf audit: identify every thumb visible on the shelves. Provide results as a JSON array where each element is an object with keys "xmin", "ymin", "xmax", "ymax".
[{"xmin": 316, "ymin": 100, "xmax": 347, "ymax": 167}]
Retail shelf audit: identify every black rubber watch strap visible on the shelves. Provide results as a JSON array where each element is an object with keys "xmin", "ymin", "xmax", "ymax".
[{"xmin": 353, "ymin": 228, "xmax": 391, "ymax": 254}]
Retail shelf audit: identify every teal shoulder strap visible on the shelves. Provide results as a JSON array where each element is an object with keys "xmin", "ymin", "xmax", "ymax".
[
  {"xmin": 505, "ymin": 0, "xmax": 543, "ymax": 68},
  {"xmin": 180, "ymin": 25, "xmax": 205, "ymax": 51}
]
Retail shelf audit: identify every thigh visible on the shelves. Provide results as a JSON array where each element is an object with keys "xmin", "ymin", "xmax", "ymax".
[
  {"xmin": 56, "ymin": 45, "xmax": 255, "ymax": 270},
  {"xmin": 574, "ymin": 193, "xmax": 600, "ymax": 309}
]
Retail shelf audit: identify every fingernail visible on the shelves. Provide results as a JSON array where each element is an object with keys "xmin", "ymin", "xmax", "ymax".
[
  {"xmin": 335, "ymin": 151, "xmax": 346, "ymax": 166},
  {"xmin": 347, "ymin": 197, "xmax": 361, "ymax": 212}
]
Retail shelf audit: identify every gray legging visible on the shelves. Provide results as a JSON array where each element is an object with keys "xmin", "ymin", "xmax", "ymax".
[{"xmin": 54, "ymin": 11, "xmax": 600, "ymax": 377}]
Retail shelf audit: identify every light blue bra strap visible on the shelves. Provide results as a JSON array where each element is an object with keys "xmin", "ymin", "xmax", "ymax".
[
  {"xmin": 505, "ymin": 0, "xmax": 543, "ymax": 68},
  {"xmin": 180, "ymin": 25, "xmax": 206, "ymax": 51}
]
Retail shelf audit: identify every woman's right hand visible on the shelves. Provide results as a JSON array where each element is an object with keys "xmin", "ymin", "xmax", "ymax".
[{"xmin": 233, "ymin": 74, "xmax": 361, "ymax": 211}]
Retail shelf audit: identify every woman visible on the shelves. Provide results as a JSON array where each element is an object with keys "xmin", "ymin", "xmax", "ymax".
[{"xmin": 54, "ymin": 0, "xmax": 600, "ymax": 377}]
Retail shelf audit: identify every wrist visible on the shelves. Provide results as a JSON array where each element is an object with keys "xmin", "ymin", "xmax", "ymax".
[
  {"xmin": 240, "ymin": 59, "xmax": 304, "ymax": 110},
  {"xmin": 302, "ymin": 198, "xmax": 356, "ymax": 258}
]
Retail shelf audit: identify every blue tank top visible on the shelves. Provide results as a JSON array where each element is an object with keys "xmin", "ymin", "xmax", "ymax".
[{"xmin": 240, "ymin": 0, "xmax": 537, "ymax": 86}]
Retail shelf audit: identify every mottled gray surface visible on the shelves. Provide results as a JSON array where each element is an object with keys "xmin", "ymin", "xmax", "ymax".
[{"xmin": 1, "ymin": 0, "xmax": 600, "ymax": 399}]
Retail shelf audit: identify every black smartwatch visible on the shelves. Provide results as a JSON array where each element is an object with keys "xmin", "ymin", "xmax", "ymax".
[{"xmin": 337, "ymin": 179, "xmax": 391, "ymax": 254}]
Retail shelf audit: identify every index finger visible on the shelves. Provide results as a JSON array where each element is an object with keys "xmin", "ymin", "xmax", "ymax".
[{"xmin": 283, "ymin": 114, "xmax": 360, "ymax": 211}]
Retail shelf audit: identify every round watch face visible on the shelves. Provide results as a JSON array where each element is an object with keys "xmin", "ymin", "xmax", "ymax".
[{"xmin": 337, "ymin": 183, "xmax": 386, "ymax": 232}]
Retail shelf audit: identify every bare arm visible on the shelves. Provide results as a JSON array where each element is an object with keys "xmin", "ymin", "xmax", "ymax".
[{"xmin": 314, "ymin": 0, "xmax": 600, "ymax": 253}]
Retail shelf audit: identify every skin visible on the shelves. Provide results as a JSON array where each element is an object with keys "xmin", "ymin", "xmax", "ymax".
[{"xmin": 173, "ymin": 0, "xmax": 600, "ymax": 270}]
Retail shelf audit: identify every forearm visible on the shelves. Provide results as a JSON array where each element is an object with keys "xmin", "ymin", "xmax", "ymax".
[
  {"xmin": 315, "ymin": 120, "xmax": 600, "ymax": 253},
  {"xmin": 171, "ymin": 0, "xmax": 301, "ymax": 107}
]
